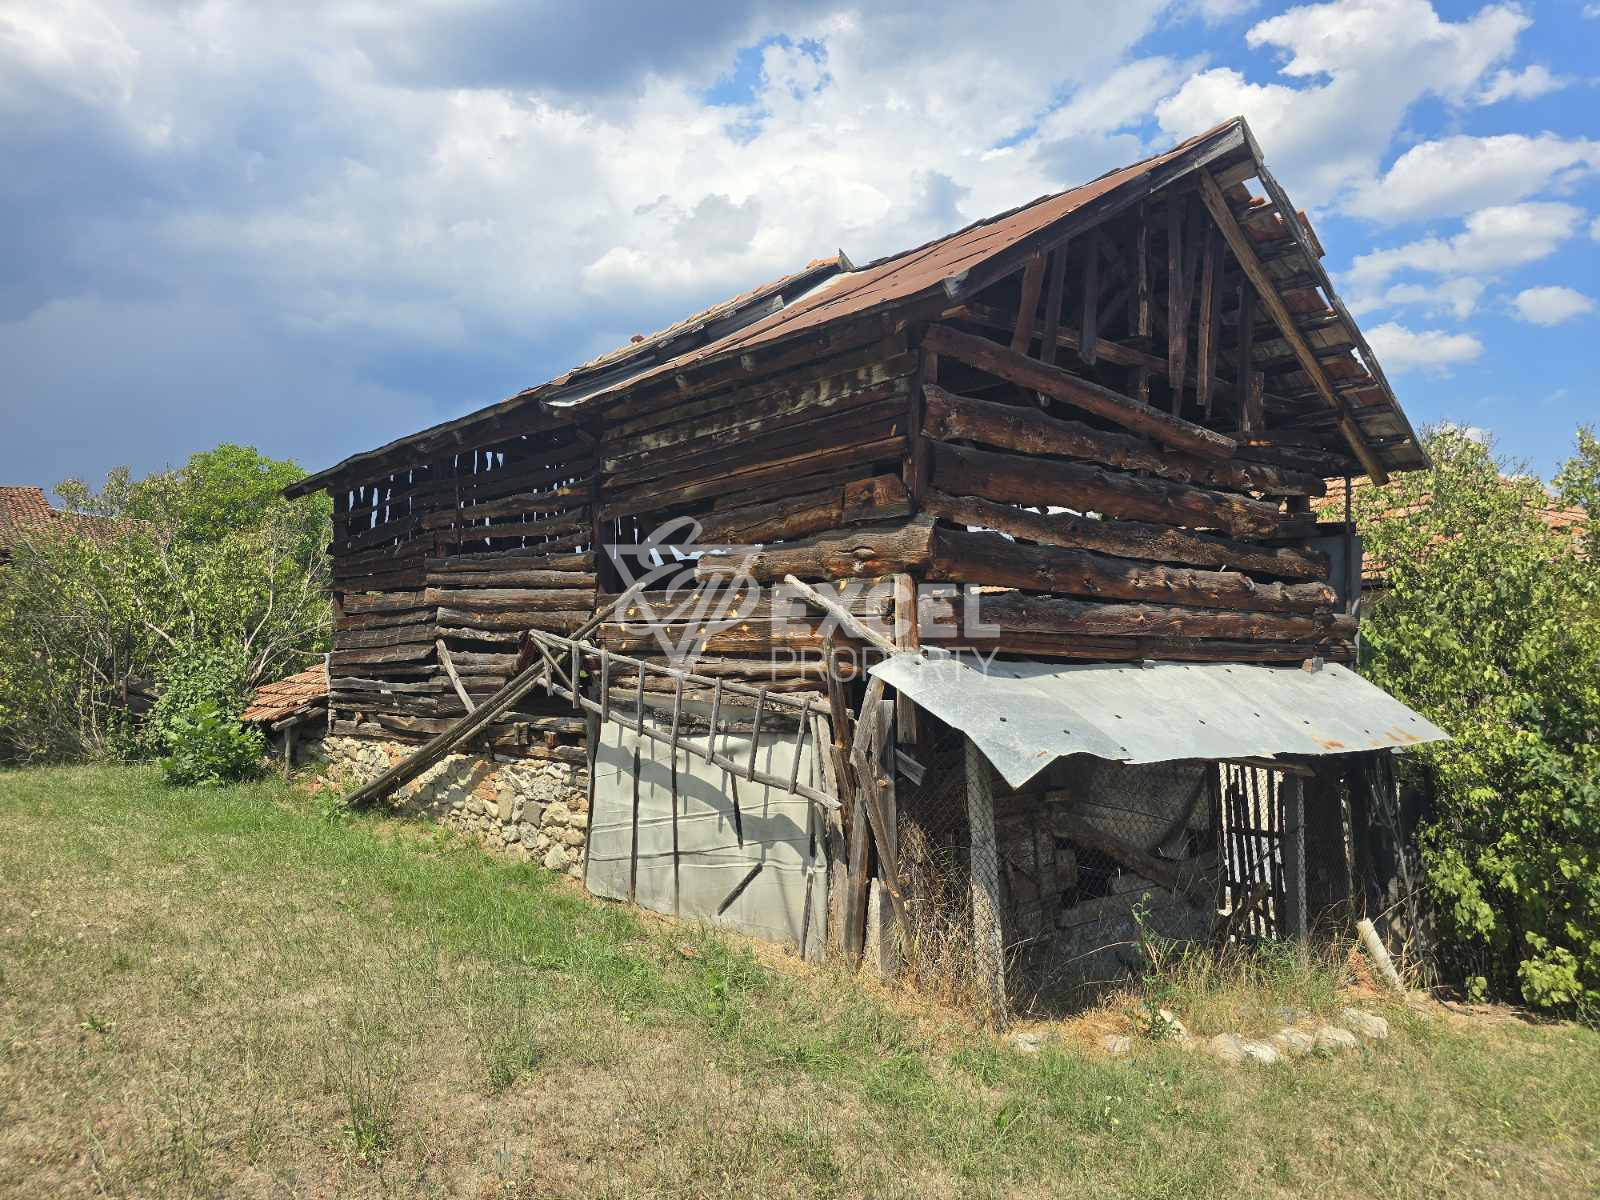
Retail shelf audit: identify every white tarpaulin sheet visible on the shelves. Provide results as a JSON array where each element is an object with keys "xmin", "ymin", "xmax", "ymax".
[{"xmin": 869, "ymin": 653, "xmax": 1447, "ymax": 790}]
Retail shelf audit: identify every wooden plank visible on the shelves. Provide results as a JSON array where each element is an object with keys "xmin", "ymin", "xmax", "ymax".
[
  {"xmin": 1195, "ymin": 167, "xmax": 1388, "ymax": 484},
  {"xmin": 921, "ymin": 324, "xmax": 1235, "ymax": 460},
  {"xmin": 1235, "ymin": 282, "xmax": 1255, "ymax": 421}
]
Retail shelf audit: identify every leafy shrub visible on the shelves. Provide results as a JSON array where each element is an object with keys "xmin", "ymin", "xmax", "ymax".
[
  {"xmin": 146, "ymin": 642, "xmax": 251, "ymax": 757},
  {"xmin": 1355, "ymin": 426, "xmax": 1600, "ymax": 1012},
  {"xmin": 158, "ymin": 702, "xmax": 265, "ymax": 787},
  {"xmin": 0, "ymin": 444, "xmax": 329, "ymax": 764}
]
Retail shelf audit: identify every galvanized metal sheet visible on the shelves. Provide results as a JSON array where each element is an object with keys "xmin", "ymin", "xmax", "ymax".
[{"xmin": 869, "ymin": 653, "xmax": 1447, "ymax": 790}]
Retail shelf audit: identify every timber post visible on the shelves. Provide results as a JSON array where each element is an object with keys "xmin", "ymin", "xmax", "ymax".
[{"xmin": 963, "ymin": 736, "xmax": 1008, "ymax": 1027}]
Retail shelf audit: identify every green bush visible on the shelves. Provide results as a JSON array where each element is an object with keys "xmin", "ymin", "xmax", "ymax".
[
  {"xmin": 1355, "ymin": 425, "xmax": 1600, "ymax": 1012},
  {"xmin": 158, "ymin": 702, "xmax": 265, "ymax": 787}
]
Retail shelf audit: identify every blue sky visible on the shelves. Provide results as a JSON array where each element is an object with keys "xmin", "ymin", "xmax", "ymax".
[{"xmin": 1, "ymin": 0, "xmax": 1596, "ymax": 492}]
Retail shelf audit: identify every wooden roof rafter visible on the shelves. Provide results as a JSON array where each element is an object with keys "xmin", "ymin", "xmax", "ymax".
[{"xmin": 1194, "ymin": 168, "xmax": 1390, "ymax": 485}]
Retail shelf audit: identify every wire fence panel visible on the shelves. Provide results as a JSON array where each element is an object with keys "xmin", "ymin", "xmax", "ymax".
[{"xmin": 893, "ymin": 720, "xmax": 1300, "ymax": 1015}]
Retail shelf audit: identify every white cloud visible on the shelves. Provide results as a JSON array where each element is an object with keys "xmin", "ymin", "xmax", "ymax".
[
  {"xmin": 1435, "ymin": 420, "xmax": 1490, "ymax": 444},
  {"xmin": 1510, "ymin": 285, "xmax": 1597, "ymax": 326},
  {"xmin": 1366, "ymin": 321, "xmax": 1484, "ymax": 373},
  {"xmin": 1345, "ymin": 203, "xmax": 1586, "ymax": 289},
  {"xmin": 1343, "ymin": 134, "xmax": 1600, "ymax": 224},
  {"xmin": 1592, "ymin": 215, "xmax": 1600, "ymax": 241},
  {"xmin": 1155, "ymin": 0, "xmax": 1528, "ymax": 206},
  {"xmin": 1475, "ymin": 65, "xmax": 1568, "ymax": 105},
  {"xmin": 1349, "ymin": 277, "xmax": 1484, "ymax": 319}
]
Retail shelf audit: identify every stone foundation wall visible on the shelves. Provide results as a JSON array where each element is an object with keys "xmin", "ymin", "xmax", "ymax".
[{"xmin": 322, "ymin": 736, "xmax": 589, "ymax": 878}]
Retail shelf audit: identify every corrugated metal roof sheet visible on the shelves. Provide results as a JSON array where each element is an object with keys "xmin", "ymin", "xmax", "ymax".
[{"xmin": 870, "ymin": 652, "xmax": 1446, "ymax": 789}]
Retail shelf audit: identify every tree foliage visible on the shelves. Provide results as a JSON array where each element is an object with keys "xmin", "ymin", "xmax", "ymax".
[
  {"xmin": 0, "ymin": 444, "xmax": 331, "ymax": 762},
  {"xmin": 1354, "ymin": 426, "xmax": 1600, "ymax": 1011}
]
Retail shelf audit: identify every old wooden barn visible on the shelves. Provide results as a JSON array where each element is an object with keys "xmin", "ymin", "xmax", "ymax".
[{"xmin": 287, "ymin": 118, "xmax": 1445, "ymax": 1014}]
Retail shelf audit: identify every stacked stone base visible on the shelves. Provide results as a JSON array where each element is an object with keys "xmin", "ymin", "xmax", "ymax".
[{"xmin": 322, "ymin": 736, "xmax": 589, "ymax": 878}]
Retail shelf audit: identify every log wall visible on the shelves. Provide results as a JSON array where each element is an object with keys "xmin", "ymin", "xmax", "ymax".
[{"xmin": 327, "ymin": 423, "xmax": 596, "ymax": 762}]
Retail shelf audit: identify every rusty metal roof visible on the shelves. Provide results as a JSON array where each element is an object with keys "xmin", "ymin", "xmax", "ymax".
[
  {"xmin": 288, "ymin": 116, "xmax": 1426, "ymax": 495},
  {"xmin": 871, "ymin": 653, "xmax": 1448, "ymax": 789}
]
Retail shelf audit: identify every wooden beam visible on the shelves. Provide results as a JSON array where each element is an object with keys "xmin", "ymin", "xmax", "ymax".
[
  {"xmin": 783, "ymin": 575, "xmax": 899, "ymax": 655},
  {"xmin": 1079, "ymin": 239, "xmax": 1100, "ymax": 365},
  {"xmin": 1167, "ymin": 197, "xmax": 1188, "ymax": 402},
  {"xmin": 920, "ymin": 488, "xmax": 1329, "ymax": 581},
  {"xmin": 963, "ymin": 737, "xmax": 1008, "ymax": 1027},
  {"xmin": 1196, "ymin": 167, "xmax": 1389, "ymax": 484},
  {"xmin": 1196, "ymin": 224, "xmax": 1220, "ymax": 418},
  {"xmin": 929, "ymin": 439, "xmax": 1299, "ymax": 541},
  {"xmin": 921, "ymin": 324, "xmax": 1236, "ymax": 460},
  {"xmin": 1038, "ymin": 246, "xmax": 1068, "ymax": 367},
  {"xmin": 1134, "ymin": 202, "xmax": 1152, "ymax": 404},
  {"xmin": 928, "ymin": 526, "xmax": 1336, "ymax": 614},
  {"xmin": 695, "ymin": 517, "xmax": 936, "ymax": 584},
  {"xmin": 922, "ymin": 383, "xmax": 1323, "ymax": 496},
  {"xmin": 1010, "ymin": 254, "xmax": 1047, "ymax": 354}
]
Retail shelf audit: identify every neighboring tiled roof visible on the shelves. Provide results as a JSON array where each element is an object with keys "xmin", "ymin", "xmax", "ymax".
[
  {"xmin": 1316, "ymin": 475, "xmax": 1589, "ymax": 585},
  {"xmin": 0, "ymin": 486, "xmax": 56, "ymax": 546},
  {"xmin": 241, "ymin": 665, "xmax": 329, "ymax": 724}
]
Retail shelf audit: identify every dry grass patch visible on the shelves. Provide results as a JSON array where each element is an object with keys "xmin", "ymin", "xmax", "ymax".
[{"xmin": 2, "ymin": 764, "xmax": 1598, "ymax": 1199}]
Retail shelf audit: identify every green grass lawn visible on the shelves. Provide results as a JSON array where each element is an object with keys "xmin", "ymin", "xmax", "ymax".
[{"xmin": 1, "ymin": 765, "xmax": 1596, "ymax": 1199}]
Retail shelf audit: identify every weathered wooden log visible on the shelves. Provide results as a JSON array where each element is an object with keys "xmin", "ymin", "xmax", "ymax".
[
  {"xmin": 331, "ymin": 643, "xmax": 435, "ymax": 667},
  {"xmin": 339, "ymin": 595, "xmax": 428, "ymax": 620},
  {"xmin": 423, "ymin": 588, "xmax": 599, "ymax": 612},
  {"xmin": 434, "ymin": 608, "xmax": 592, "ymax": 632},
  {"xmin": 427, "ymin": 550, "xmax": 593, "ymax": 573},
  {"xmin": 694, "ymin": 517, "xmax": 936, "ymax": 584},
  {"xmin": 602, "ymin": 434, "xmax": 905, "ymax": 519},
  {"xmin": 921, "ymin": 323, "xmax": 1236, "ymax": 459},
  {"xmin": 334, "ymin": 623, "xmax": 437, "ymax": 651},
  {"xmin": 929, "ymin": 527, "xmax": 1336, "ymax": 613},
  {"xmin": 598, "ymin": 623, "xmax": 873, "ymax": 655},
  {"xmin": 603, "ymin": 371, "xmax": 912, "ymax": 472},
  {"xmin": 336, "ymin": 606, "xmax": 435, "ymax": 631},
  {"xmin": 419, "ymin": 486, "xmax": 589, "ymax": 528},
  {"xmin": 433, "ymin": 513, "xmax": 588, "ymax": 545},
  {"xmin": 921, "ymin": 488, "xmax": 1328, "ymax": 581},
  {"xmin": 610, "ymin": 348, "xmax": 915, "ymax": 443},
  {"xmin": 918, "ymin": 629, "xmax": 1353, "ymax": 663},
  {"xmin": 421, "ymin": 570, "xmax": 596, "ymax": 589},
  {"xmin": 604, "ymin": 586, "xmax": 892, "ymax": 622},
  {"xmin": 333, "ymin": 677, "xmax": 445, "ymax": 695},
  {"xmin": 931, "ymin": 441, "xmax": 1302, "ymax": 540},
  {"xmin": 694, "ymin": 475, "xmax": 910, "ymax": 544},
  {"xmin": 605, "ymin": 396, "xmax": 905, "ymax": 490},
  {"xmin": 917, "ymin": 589, "xmax": 1355, "ymax": 642},
  {"xmin": 921, "ymin": 385, "xmax": 1322, "ymax": 497}
]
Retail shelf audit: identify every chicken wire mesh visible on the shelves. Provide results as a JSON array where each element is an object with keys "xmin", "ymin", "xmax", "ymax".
[{"xmin": 891, "ymin": 715, "xmax": 1294, "ymax": 1013}]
